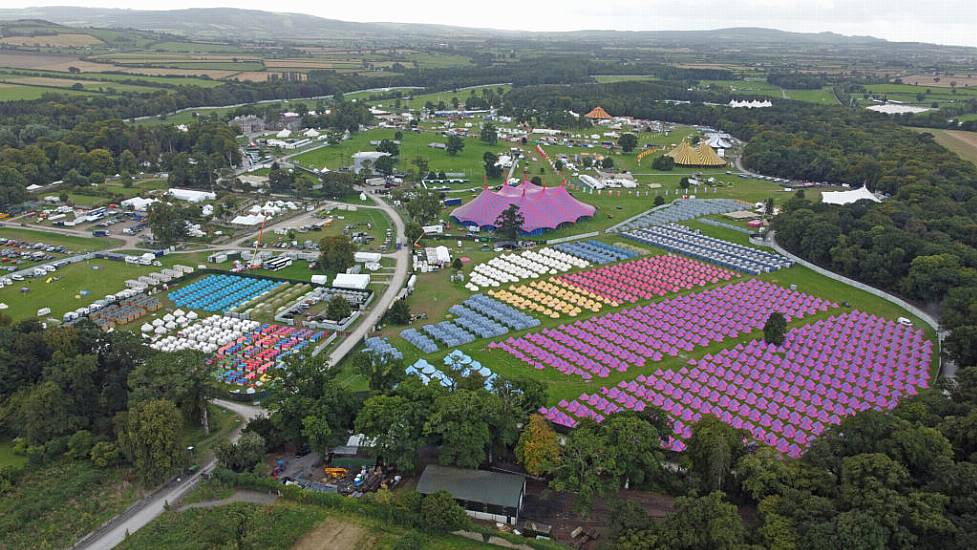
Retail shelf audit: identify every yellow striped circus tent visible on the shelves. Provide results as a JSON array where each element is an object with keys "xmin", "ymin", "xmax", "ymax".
[{"xmin": 666, "ymin": 141, "xmax": 726, "ymax": 167}]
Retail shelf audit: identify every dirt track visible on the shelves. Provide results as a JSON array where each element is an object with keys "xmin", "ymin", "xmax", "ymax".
[{"xmin": 292, "ymin": 517, "xmax": 375, "ymax": 550}]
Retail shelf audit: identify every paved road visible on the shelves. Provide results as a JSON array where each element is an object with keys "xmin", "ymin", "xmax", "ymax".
[
  {"xmin": 74, "ymin": 400, "xmax": 267, "ymax": 550},
  {"xmin": 325, "ymin": 189, "xmax": 408, "ymax": 367}
]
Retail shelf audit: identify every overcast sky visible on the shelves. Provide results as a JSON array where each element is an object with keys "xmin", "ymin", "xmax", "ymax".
[{"xmin": 8, "ymin": 1, "xmax": 977, "ymax": 48}]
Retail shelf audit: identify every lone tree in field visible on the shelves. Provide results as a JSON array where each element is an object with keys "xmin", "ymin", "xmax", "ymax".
[
  {"xmin": 446, "ymin": 135, "xmax": 464, "ymax": 156},
  {"xmin": 652, "ymin": 154, "xmax": 675, "ymax": 171},
  {"xmin": 495, "ymin": 203, "xmax": 524, "ymax": 242},
  {"xmin": 480, "ymin": 123, "xmax": 498, "ymax": 145},
  {"xmin": 618, "ymin": 133, "xmax": 638, "ymax": 153},
  {"xmin": 318, "ymin": 235, "xmax": 355, "ymax": 273},
  {"xmin": 386, "ymin": 299, "xmax": 411, "ymax": 325},
  {"xmin": 763, "ymin": 312, "xmax": 787, "ymax": 346}
]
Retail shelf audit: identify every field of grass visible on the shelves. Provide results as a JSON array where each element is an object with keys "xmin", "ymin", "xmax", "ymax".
[
  {"xmin": 0, "ymin": 82, "xmax": 95, "ymax": 101},
  {"xmin": 701, "ymin": 80, "xmax": 838, "ymax": 105},
  {"xmin": 0, "ymin": 439, "xmax": 26, "ymax": 467},
  {"xmin": 0, "ymin": 68, "xmax": 225, "ymax": 88},
  {"xmin": 0, "ymin": 258, "xmax": 156, "ymax": 321},
  {"xmin": 854, "ymin": 82, "xmax": 977, "ymax": 107},
  {"xmin": 291, "ymin": 128, "xmax": 510, "ymax": 184},
  {"xmin": 910, "ymin": 128, "xmax": 977, "ymax": 166},
  {"xmin": 593, "ymin": 75, "xmax": 659, "ymax": 83},
  {"xmin": 784, "ymin": 87, "xmax": 839, "ymax": 105},
  {"xmin": 0, "ymin": 460, "xmax": 142, "ymax": 550},
  {"xmin": 2, "ymin": 76, "xmax": 161, "ymax": 94},
  {"xmin": 120, "ymin": 500, "xmax": 512, "ymax": 550},
  {"xmin": 0, "ymin": 226, "xmax": 123, "ymax": 251},
  {"xmin": 396, "ymin": 84, "xmax": 510, "ymax": 110}
]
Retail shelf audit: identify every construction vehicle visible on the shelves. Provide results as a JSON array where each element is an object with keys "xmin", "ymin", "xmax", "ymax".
[{"xmin": 323, "ymin": 467, "xmax": 349, "ymax": 480}]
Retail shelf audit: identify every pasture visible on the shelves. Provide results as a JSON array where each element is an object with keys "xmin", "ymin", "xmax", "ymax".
[
  {"xmin": 0, "ymin": 33, "xmax": 104, "ymax": 48},
  {"xmin": 914, "ymin": 128, "xmax": 977, "ymax": 166},
  {"xmin": 291, "ymin": 128, "xmax": 511, "ymax": 184}
]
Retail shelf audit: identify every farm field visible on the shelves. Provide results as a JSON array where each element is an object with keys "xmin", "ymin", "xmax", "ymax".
[
  {"xmin": 0, "ymin": 82, "xmax": 95, "ymax": 100},
  {"xmin": 0, "ymin": 33, "xmax": 104, "ymax": 48},
  {"xmin": 853, "ymin": 82, "xmax": 977, "ymax": 108},
  {"xmin": 593, "ymin": 74, "xmax": 659, "ymax": 83},
  {"xmin": 702, "ymin": 79, "xmax": 838, "ymax": 104},
  {"xmin": 912, "ymin": 128, "xmax": 977, "ymax": 166},
  {"xmin": 1, "ymin": 75, "xmax": 162, "ymax": 94},
  {"xmin": 0, "ymin": 68, "xmax": 225, "ymax": 88}
]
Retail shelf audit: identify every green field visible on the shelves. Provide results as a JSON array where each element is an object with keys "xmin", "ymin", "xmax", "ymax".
[
  {"xmin": 854, "ymin": 82, "xmax": 977, "ymax": 108},
  {"xmin": 0, "ymin": 258, "xmax": 155, "ymax": 321},
  {"xmin": 593, "ymin": 75, "xmax": 659, "ymax": 83},
  {"xmin": 911, "ymin": 128, "xmax": 977, "ymax": 166},
  {"xmin": 701, "ymin": 80, "xmax": 838, "ymax": 105},
  {"xmin": 118, "ymin": 498, "xmax": 510, "ymax": 550},
  {"xmin": 291, "ymin": 128, "xmax": 510, "ymax": 183},
  {"xmin": 0, "ymin": 227, "xmax": 122, "ymax": 251},
  {"xmin": 0, "ymin": 83, "xmax": 95, "ymax": 101},
  {"xmin": 0, "ymin": 439, "xmax": 26, "ymax": 467}
]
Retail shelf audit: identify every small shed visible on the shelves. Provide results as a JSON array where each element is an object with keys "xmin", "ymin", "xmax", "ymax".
[{"xmin": 416, "ymin": 465, "xmax": 526, "ymax": 525}]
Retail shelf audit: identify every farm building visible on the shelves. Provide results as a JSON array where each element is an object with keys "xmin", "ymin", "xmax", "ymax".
[
  {"xmin": 666, "ymin": 141, "xmax": 727, "ymax": 167},
  {"xmin": 416, "ymin": 465, "xmax": 526, "ymax": 525},
  {"xmin": 450, "ymin": 179, "xmax": 595, "ymax": 235}
]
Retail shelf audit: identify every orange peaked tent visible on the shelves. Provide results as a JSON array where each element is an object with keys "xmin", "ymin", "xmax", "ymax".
[{"xmin": 584, "ymin": 106, "xmax": 612, "ymax": 120}]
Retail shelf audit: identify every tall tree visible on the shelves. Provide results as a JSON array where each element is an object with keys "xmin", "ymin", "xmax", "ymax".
[
  {"xmin": 764, "ymin": 311, "xmax": 788, "ymax": 346},
  {"xmin": 128, "ymin": 350, "xmax": 214, "ymax": 433},
  {"xmin": 687, "ymin": 415, "xmax": 746, "ymax": 493},
  {"xmin": 480, "ymin": 123, "xmax": 498, "ymax": 145},
  {"xmin": 318, "ymin": 235, "xmax": 356, "ymax": 273},
  {"xmin": 515, "ymin": 414, "xmax": 561, "ymax": 476},
  {"xmin": 618, "ymin": 133, "xmax": 638, "ymax": 153},
  {"xmin": 495, "ymin": 204, "xmax": 524, "ymax": 241},
  {"xmin": 446, "ymin": 135, "xmax": 464, "ymax": 156},
  {"xmin": 551, "ymin": 420, "xmax": 619, "ymax": 512},
  {"xmin": 120, "ymin": 399, "xmax": 185, "ymax": 485}
]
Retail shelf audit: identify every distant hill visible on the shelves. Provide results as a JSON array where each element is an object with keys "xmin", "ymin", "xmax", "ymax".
[{"xmin": 0, "ymin": 6, "xmax": 923, "ymax": 46}]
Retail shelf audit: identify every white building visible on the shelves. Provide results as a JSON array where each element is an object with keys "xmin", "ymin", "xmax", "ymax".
[
  {"xmin": 168, "ymin": 188, "xmax": 216, "ymax": 203},
  {"xmin": 121, "ymin": 197, "xmax": 158, "ymax": 212},
  {"xmin": 821, "ymin": 185, "xmax": 882, "ymax": 206}
]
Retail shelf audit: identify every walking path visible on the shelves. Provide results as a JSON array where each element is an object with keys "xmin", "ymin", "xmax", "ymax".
[
  {"xmin": 73, "ymin": 400, "xmax": 267, "ymax": 550},
  {"xmin": 176, "ymin": 490, "xmax": 278, "ymax": 512}
]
